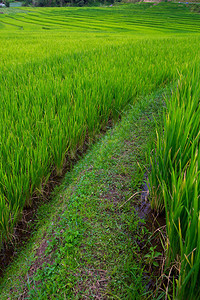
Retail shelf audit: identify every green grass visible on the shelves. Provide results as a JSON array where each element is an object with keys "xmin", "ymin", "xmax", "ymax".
[
  {"xmin": 0, "ymin": 88, "xmax": 166, "ymax": 299},
  {"xmin": 0, "ymin": 3, "xmax": 200, "ymax": 247},
  {"xmin": 0, "ymin": 3, "xmax": 200, "ymax": 299},
  {"xmin": 150, "ymin": 66, "xmax": 200, "ymax": 299}
]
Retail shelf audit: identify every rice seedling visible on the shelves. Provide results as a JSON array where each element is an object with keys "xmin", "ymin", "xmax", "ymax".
[{"xmin": 150, "ymin": 64, "xmax": 200, "ymax": 298}]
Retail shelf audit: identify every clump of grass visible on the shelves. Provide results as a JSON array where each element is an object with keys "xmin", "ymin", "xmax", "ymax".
[{"xmin": 150, "ymin": 64, "xmax": 200, "ymax": 299}]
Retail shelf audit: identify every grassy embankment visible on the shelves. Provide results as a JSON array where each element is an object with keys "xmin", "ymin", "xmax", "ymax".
[{"xmin": 0, "ymin": 3, "xmax": 200, "ymax": 298}]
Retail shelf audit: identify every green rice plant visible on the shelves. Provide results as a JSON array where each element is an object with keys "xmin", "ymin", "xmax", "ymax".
[
  {"xmin": 150, "ymin": 65, "xmax": 200, "ymax": 298},
  {"xmin": 150, "ymin": 64, "xmax": 200, "ymax": 211},
  {"xmin": 162, "ymin": 147, "xmax": 200, "ymax": 299},
  {"xmin": 0, "ymin": 3, "xmax": 200, "ymax": 275},
  {"xmin": 0, "ymin": 195, "xmax": 19, "ymax": 245}
]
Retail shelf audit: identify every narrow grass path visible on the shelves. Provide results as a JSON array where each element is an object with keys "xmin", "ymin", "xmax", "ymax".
[{"xmin": 0, "ymin": 89, "xmax": 167, "ymax": 299}]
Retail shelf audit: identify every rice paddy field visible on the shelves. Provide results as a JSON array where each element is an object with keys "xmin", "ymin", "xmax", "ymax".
[{"xmin": 0, "ymin": 2, "xmax": 200, "ymax": 298}]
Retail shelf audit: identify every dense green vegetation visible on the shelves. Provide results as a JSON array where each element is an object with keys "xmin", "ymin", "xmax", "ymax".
[
  {"xmin": 0, "ymin": 2, "xmax": 200, "ymax": 298},
  {"xmin": 0, "ymin": 87, "xmax": 166, "ymax": 300},
  {"xmin": 150, "ymin": 66, "xmax": 200, "ymax": 299},
  {"xmin": 24, "ymin": 0, "xmax": 116, "ymax": 8}
]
